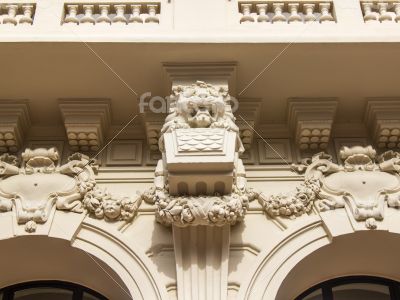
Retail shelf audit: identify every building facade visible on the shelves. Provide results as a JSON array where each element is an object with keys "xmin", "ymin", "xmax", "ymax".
[{"xmin": 1, "ymin": 1, "xmax": 400, "ymax": 299}]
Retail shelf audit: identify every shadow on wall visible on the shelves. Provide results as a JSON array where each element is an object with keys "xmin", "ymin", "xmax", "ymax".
[
  {"xmin": 277, "ymin": 230, "xmax": 400, "ymax": 300},
  {"xmin": 0, "ymin": 236, "xmax": 132, "ymax": 300}
]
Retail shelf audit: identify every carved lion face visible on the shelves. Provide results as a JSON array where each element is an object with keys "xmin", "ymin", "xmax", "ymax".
[{"xmin": 178, "ymin": 93, "xmax": 225, "ymax": 128}]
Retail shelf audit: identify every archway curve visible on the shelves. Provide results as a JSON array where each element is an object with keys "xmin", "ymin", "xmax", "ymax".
[
  {"xmin": 277, "ymin": 230, "xmax": 400, "ymax": 300},
  {"xmin": 0, "ymin": 222, "xmax": 169, "ymax": 300},
  {"xmin": 237, "ymin": 217, "xmax": 400, "ymax": 300}
]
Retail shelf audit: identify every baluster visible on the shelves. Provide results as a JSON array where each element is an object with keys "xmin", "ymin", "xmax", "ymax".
[
  {"xmin": 319, "ymin": 3, "xmax": 334, "ymax": 22},
  {"xmin": 80, "ymin": 5, "xmax": 95, "ymax": 24},
  {"xmin": 288, "ymin": 3, "xmax": 302, "ymax": 23},
  {"xmin": 394, "ymin": 3, "xmax": 400, "ymax": 22},
  {"xmin": 19, "ymin": 4, "xmax": 34, "ymax": 25},
  {"xmin": 145, "ymin": 4, "xmax": 159, "ymax": 23},
  {"xmin": 240, "ymin": 3, "xmax": 255, "ymax": 23},
  {"xmin": 113, "ymin": 4, "xmax": 127, "ymax": 24},
  {"xmin": 272, "ymin": 3, "xmax": 287, "ymax": 23},
  {"xmin": 362, "ymin": 2, "xmax": 378, "ymax": 22},
  {"xmin": 129, "ymin": 4, "xmax": 143, "ymax": 23},
  {"xmin": 377, "ymin": 2, "xmax": 393, "ymax": 22},
  {"xmin": 303, "ymin": 3, "xmax": 316, "ymax": 23},
  {"xmin": 3, "ymin": 5, "xmax": 18, "ymax": 26},
  {"xmin": 256, "ymin": 4, "xmax": 269, "ymax": 22},
  {"xmin": 97, "ymin": 5, "xmax": 111, "ymax": 24},
  {"xmin": 64, "ymin": 4, "xmax": 79, "ymax": 24}
]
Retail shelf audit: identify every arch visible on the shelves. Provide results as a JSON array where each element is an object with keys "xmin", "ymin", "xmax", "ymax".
[
  {"xmin": 237, "ymin": 216, "xmax": 400, "ymax": 300},
  {"xmin": 0, "ymin": 221, "xmax": 169, "ymax": 300}
]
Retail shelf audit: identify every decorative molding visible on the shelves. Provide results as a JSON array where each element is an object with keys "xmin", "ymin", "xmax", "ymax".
[
  {"xmin": 105, "ymin": 140, "xmax": 143, "ymax": 166},
  {"xmin": 288, "ymin": 98, "xmax": 337, "ymax": 153},
  {"xmin": 0, "ymin": 148, "xmax": 141, "ymax": 232},
  {"xmin": 144, "ymin": 120, "xmax": 163, "ymax": 152},
  {"xmin": 0, "ymin": 100, "xmax": 31, "ymax": 154},
  {"xmin": 333, "ymin": 137, "xmax": 368, "ymax": 163},
  {"xmin": 143, "ymin": 80, "xmax": 256, "ymax": 227},
  {"xmin": 163, "ymin": 62, "xmax": 237, "ymax": 94},
  {"xmin": 257, "ymin": 138, "xmax": 292, "ymax": 164},
  {"xmin": 257, "ymin": 146, "xmax": 400, "ymax": 229},
  {"xmin": 235, "ymin": 98, "xmax": 262, "ymax": 152},
  {"xmin": 365, "ymin": 99, "xmax": 400, "ymax": 150},
  {"xmin": 59, "ymin": 99, "xmax": 111, "ymax": 153},
  {"xmin": 83, "ymin": 186, "xmax": 142, "ymax": 224},
  {"xmin": 27, "ymin": 140, "xmax": 65, "ymax": 161}
]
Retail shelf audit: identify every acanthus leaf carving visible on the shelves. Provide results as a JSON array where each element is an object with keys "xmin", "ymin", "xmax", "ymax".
[
  {"xmin": 257, "ymin": 146, "xmax": 400, "ymax": 229},
  {"xmin": 0, "ymin": 148, "xmax": 141, "ymax": 232}
]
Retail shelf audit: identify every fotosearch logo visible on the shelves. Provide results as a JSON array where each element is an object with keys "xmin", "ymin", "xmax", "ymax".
[{"xmin": 139, "ymin": 92, "xmax": 239, "ymax": 113}]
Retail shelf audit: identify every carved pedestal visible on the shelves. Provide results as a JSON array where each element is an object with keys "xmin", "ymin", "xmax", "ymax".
[{"xmin": 173, "ymin": 225, "xmax": 230, "ymax": 300}]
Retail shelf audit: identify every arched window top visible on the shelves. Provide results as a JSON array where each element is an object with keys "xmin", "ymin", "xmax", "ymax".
[
  {"xmin": 296, "ymin": 276, "xmax": 400, "ymax": 300},
  {"xmin": 0, "ymin": 281, "xmax": 107, "ymax": 300}
]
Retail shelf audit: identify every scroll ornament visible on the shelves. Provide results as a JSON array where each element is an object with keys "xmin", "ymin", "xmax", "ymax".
[
  {"xmin": 0, "ymin": 148, "xmax": 141, "ymax": 232},
  {"xmin": 257, "ymin": 146, "xmax": 400, "ymax": 229}
]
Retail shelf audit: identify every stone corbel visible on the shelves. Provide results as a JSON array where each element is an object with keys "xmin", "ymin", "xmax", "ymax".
[
  {"xmin": 0, "ymin": 100, "xmax": 31, "ymax": 154},
  {"xmin": 0, "ymin": 148, "xmax": 142, "ymax": 233},
  {"xmin": 287, "ymin": 98, "xmax": 337, "ymax": 154},
  {"xmin": 143, "ymin": 69, "xmax": 254, "ymax": 300},
  {"xmin": 59, "ymin": 99, "xmax": 111, "ymax": 153},
  {"xmin": 257, "ymin": 145, "xmax": 400, "ymax": 230},
  {"xmin": 365, "ymin": 99, "xmax": 400, "ymax": 150},
  {"xmin": 235, "ymin": 98, "xmax": 262, "ymax": 154}
]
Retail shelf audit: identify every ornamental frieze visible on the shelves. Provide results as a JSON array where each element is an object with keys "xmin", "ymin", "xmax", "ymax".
[
  {"xmin": 0, "ymin": 148, "xmax": 141, "ymax": 232},
  {"xmin": 257, "ymin": 146, "xmax": 400, "ymax": 229},
  {"xmin": 144, "ymin": 81, "xmax": 256, "ymax": 227}
]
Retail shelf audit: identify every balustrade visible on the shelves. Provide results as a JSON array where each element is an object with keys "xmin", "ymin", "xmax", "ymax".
[
  {"xmin": 0, "ymin": 3, "xmax": 35, "ymax": 25},
  {"xmin": 63, "ymin": 2, "xmax": 160, "ymax": 25},
  {"xmin": 239, "ymin": 1, "xmax": 335, "ymax": 23},
  {"xmin": 361, "ymin": 1, "xmax": 400, "ymax": 22}
]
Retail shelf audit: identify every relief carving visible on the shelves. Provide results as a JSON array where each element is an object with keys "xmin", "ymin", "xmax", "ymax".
[
  {"xmin": 257, "ymin": 146, "xmax": 400, "ymax": 229},
  {"xmin": 0, "ymin": 148, "xmax": 141, "ymax": 232},
  {"xmin": 159, "ymin": 81, "xmax": 243, "ymax": 152},
  {"xmin": 145, "ymin": 81, "xmax": 254, "ymax": 227}
]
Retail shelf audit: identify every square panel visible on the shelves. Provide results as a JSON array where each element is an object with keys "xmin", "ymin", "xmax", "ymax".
[
  {"xmin": 106, "ymin": 140, "xmax": 143, "ymax": 166},
  {"xmin": 257, "ymin": 138, "xmax": 292, "ymax": 164}
]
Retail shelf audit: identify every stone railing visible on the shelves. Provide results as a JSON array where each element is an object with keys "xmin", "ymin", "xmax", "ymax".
[
  {"xmin": 62, "ymin": 2, "xmax": 160, "ymax": 25},
  {"xmin": 0, "ymin": 3, "xmax": 35, "ymax": 25},
  {"xmin": 238, "ymin": 1, "xmax": 335, "ymax": 23},
  {"xmin": 361, "ymin": 1, "xmax": 400, "ymax": 22}
]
